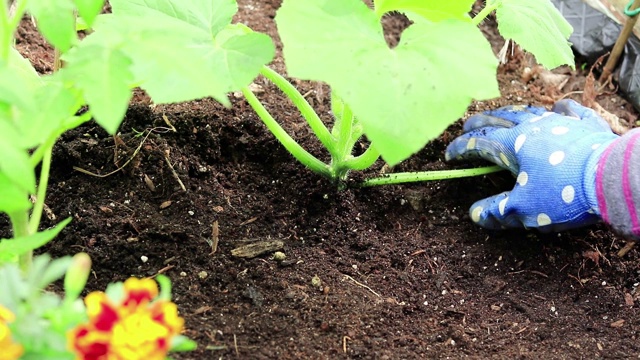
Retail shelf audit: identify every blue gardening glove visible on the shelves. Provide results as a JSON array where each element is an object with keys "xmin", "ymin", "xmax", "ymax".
[{"xmin": 445, "ymin": 99, "xmax": 619, "ymax": 232}]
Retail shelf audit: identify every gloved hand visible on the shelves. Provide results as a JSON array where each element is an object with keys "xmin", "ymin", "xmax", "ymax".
[{"xmin": 445, "ymin": 99, "xmax": 619, "ymax": 233}]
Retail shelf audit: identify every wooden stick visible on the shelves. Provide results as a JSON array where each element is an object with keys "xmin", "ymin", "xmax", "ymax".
[{"xmin": 600, "ymin": 0, "xmax": 640, "ymax": 81}]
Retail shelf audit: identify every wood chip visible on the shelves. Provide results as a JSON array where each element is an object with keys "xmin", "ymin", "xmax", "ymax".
[
  {"xmin": 210, "ymin": 220, "xmax": 219, "ymax": 255},
  {"xmin": 144, "ymin": 174, "xmax": 156, "ymax": 192},
  {"xmin": 99, "ymin": 206, "xmax": 113, "ymax": 214},
  {"xmin": 610, "ymin": 319, "xmax": 625, "ymax": 328},
  {"xmin": 159, "ymin": 200, "xmax": 172, "ymax": 209},
  {"xmin": 624, "ymin": 293, "xmax": 634, "ymax": 307},
  {"xmin": 231, "ymin": 240, "xmax": 284, "ymax": 258},
  {"xmin": 193, "ymin": 306, "xmax": 212, "ymax": 315}
]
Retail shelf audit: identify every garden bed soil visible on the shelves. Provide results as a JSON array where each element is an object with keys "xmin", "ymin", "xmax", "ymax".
[{"xmin": 6, "ymin": 1, "xmax": 640, "ymax": 358}]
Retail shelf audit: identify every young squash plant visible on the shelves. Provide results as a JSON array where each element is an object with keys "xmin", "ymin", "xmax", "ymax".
[{"xmin": 255, "ymin": 0, "xmax": 575, "ymax": 186}]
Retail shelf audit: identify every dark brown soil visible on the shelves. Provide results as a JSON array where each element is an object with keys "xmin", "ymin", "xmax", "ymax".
[{"xmin": 6, "ymin": 1, "xmax": 640, "ymax": 358}]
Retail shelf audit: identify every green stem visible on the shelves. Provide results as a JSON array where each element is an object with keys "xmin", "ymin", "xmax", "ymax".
[
  {"xmin": 343, "ymin": 145, "xmax": 380, "ymax": 171},
  {"xmin": 9, "ymin": 211, "xmax": 31, "ymax": 272},
  {"xmin": 472, "ymin": 0, "xmax": 502, "ymax": 26},
  {"xmin": 359, "ymin": 165, "xmax": 503, "ymax": 187},
  {"xmin": 260, "ymin": 66, "xmax": 335, "ymax": 152},
  {"xmin": 242, "ymin": 85, "xmax": 332, "ymax": 177},
  {"xmin": 29, "ymin": 145, "xmax": 53, "ymax": 234},
  {"xmin": 335, "ymin": 102, "xmax": 353, "ymax": 158},
  {"xmin": 0, "ymin": 0, "xmax": 10, "ymax": 60}
]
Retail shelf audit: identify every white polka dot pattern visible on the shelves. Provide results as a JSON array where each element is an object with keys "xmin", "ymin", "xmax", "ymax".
[
  {"xmin": 445, "ymin": 99, "xmax": 619, "ymax": 232},
  {"xmin": 549, "ymin": 151, "xmax": 565, "ymax": 165},
  {"xmin": 562, "ymin": 185, "xmax": 575, "ymax": 204},
  {"xmin": 516, "ymin": 172, "xmax": 528, "ymax": 186}
]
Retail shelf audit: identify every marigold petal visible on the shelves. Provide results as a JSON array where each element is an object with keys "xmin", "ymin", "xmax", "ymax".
[
  {"xmin": 0, "ymin": 307, "xmax": 23, "ymax": 360},
  {"xmin": 150, "ymin": 302, "xmax": 184, "ymax": 335},
  {"xmin": 85, "ymin": 292, "xmax": 120, "ymax": 331},
  {"xmin": 123, "ymin": 278, "xmax": 158, "ymax": 306},
  {"xmin": 67, "ymin": 323, "xmax": 112, "ymax": 360},
  {"xmin": 0, "ymin": 305, "xmax": 15, "ymax": 323}
]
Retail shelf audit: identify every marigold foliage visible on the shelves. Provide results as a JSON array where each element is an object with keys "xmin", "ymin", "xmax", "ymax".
[
  {"xmin": 68, "ymin": 277, "xmax": 184, "ymax": 360},
  {"xmin": 0, "ymin": 305, "xmax": 23, "ymax": 360}
]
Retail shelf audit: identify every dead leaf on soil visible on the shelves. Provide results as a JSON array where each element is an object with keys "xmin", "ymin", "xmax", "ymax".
[
  {"xmin": 582, "ymin": 63, "xmax": 628, "ymax": 135},
  {"xmin": 582, "ymin": 250, "xmax": 600, "ymax": 265},
  {"xmin": 231, "ymin": 240, "xmax": 284, "ymax": 258}
]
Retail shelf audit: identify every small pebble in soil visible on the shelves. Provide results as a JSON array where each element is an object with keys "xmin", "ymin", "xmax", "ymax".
[
  {"xmin": 180, "ymin": 272, "xmax": 187, "ymax": 277},
  {"xmin": 140, "ymin": 256, "xmax": 148, "ymax": 263},
  {"xmin": 198, "ymin": 271, "xmax": 208, "ymax": 279},
  {"xmin": 188, "ymin": 210, "xmax": 195, "ymax": 216},
  {"xmin": 272, "ymin": 251, "xmax": 286, "ymax": 261}
]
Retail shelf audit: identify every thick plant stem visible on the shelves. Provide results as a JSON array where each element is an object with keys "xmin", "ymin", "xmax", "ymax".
[
  {"xmin": 335, "ymin": 103, "xmax": 353, "ymax": 158},
  {"xmin": 343, "ymin": 145, "xmax": 380, "ymax": 171},
  {"xmin": 472, "ymin": 0, "xmax": 502, "ymax": 26},
  {"xmin": 359, "ymin": 165, "xmax": 503, "ymax": 187},
  {"xmin": 10, "ymin": 211, "xmax": 31, "ymax": 272},
  {"xmin": 260, "ymin": 66, "xmax": 335, "ymax": 152},
  {"xmin": 29, "ymin": 145, "xmax": 53, "ymax": 234},
  {"xmin": 242, "ymin": 86, "xmax": 332, "ymax": 177}
]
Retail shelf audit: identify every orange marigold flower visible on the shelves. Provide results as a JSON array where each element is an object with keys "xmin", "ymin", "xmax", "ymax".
[
  {"xmin": 0, "ymin": 305, "xmax": 23, "ymax": 360},
  {"xmin": 68, "ymin": 278, "xmax": 184, "ymax": 360}
]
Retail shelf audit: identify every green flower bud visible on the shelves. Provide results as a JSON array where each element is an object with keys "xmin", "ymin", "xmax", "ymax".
[{"xmin": 64, "ymin": 253, "xmax": 92, "ymax": 301}]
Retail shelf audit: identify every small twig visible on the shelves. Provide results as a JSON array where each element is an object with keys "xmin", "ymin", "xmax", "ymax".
[
  {"xmin": 617, "ymin": 241, "xmax": 636, "ymax": 257},
  {"xmin": 162, "ymin": 113, "xmax": 177, "ymax": 132},
  {"xmin": 233, "ymin": 334, "xmax": 239, "ymax": 355},
  {"xmin": 343, "ymin": 275, "xmax": 381, "ymax": 298},
  {"xmin": 151, "ymin": 265, "xmax": 175, "ymax": 278},
  {"xmin": 343, "ymin": 336, "xmax": 351, "ymax": 353},
  {"xmin": 528, "ymin": 270, "xmax": 549, "ymax": 278},
  {"xmin": 74, "ymin": 129, "xmax": 154, "ymax": 177},
  {"xmin": 163, "ymin": 149, "xmax": 187, "ymax": 192}
]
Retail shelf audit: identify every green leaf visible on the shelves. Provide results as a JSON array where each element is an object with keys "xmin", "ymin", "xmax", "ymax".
[
  {"xmin": 73, "ymin": 0, "xmax": 105, "ymax": 27},
  {"xmin": 18, "ymin": 75, "xmax": 83, "ymax": 147},
  {"xmin": 111, "ymin": 0, "xmax": 236, "ymax": 35},
  {"xmin": 0, "ymin": 174, "xmax": 31, "ymax": 214},
  {"xmin": 94, "ymin": 0, "xmax": 274, "ymax": 105},
  {"xmin": 8, "ymin": 48, "xmax": 41, "ymax": 91},
  {"xmin": 0, "ymin": 65, "xmax": 36, "ymax": 113},
  {"xmin": 0, "ymin": 218, "xmax": 71, "ymax": 265},
  {"xmin": 37, "ymin": 254, "xmax": 73, "ymax": 290},
  {"xmin": 0, "ymin": 138, "xmax": 35, "ymax": 193},
  {"xmin": 496, "ymin": 0, "xmax": 574, "ymax": 69},
  {"xmin": 276, "ymin": 0, "xmax": 499, "ymax": 165},
  {"xmin": 374, "ymin": 0, "xmax": 474, "ymax": 22},
  {"xmin": 27, "ymin": 0, "xmax": 77, "ymax": 52},
  {"xmin": 156, "ymin": 274, "xmax": 172, "ymax": 301},
  {"xmin": 170, "ymin": 335, "xmax": 198, "ymax": 352},
  {"xmin": 62, "ymin": 45, "xmax": 133, "ymax": 134}
]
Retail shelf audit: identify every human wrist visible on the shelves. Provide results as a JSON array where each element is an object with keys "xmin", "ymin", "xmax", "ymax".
[{"xmin": 594, "ymin": 128, "xmax": 640, "ymax": 239}]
